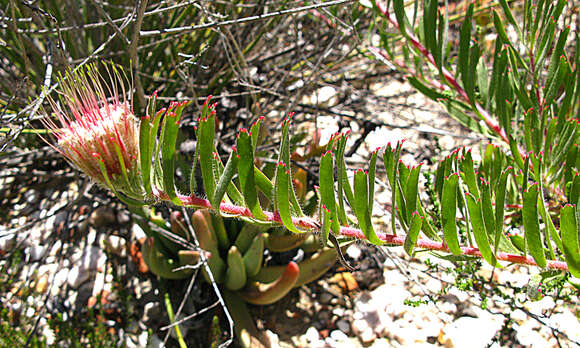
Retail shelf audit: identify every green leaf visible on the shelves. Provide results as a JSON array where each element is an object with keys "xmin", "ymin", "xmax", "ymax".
[
  {"xmin": 494, "ymin": 167, "xmax": 511, "ymax": 252},
  {"xmin": 368, "ymin": 150, "xmax": 379, "ymax": 216},
  {"xmin": 278, "ymin": 116, "xmax": 303, "ymax": 216},
  {"xmin": 352, "ymin": 169, "xmax": 383, "ymax": 245},
  {"xmin": 392, "ymin": 0, "xmax": 409, "ymax": 36},
  {"xmin": 404, "ymin": 212, "xmax": 423, "ymax": 256},
  {"xmin": 212, "ymin": 151, "xmax": 239, "ymax": 211},
  {"xmin": 442, "ymin": 173, "xmax": 461, "ymax": 255},
  {"xmin": 274, "ymin": 161, "xmax": 302, "ymax": 233},
  {"xmin": 458, "ymin": 4, "xmax": 474, "ymax": 82},
  {"xmin": 250, "ymin": 116, "xmax": 264, "ymax": 150},
  {"xmin": 404, "ymin": 163, "xmax": 422, "ymax": 222},
  {"xmin": 423, "ymin": 0, "xmax": 438, "ymax": 62},
  {"xmin": 139, "ymin": 93, "xmax": 157, "ymax": 197},
  {"xmin": 319, "ymin": 151, "xmax": 340, "ymax": 244},
  {"xmin": 460, "ymin": 150, "xmax": 479, "ymax": 199},
  {"xmin": 560, "ymin": 205, "xmax": 580, "ymax": 278},
  {"xmin": 161, "ymin": 102, "xmax": 189, "ymax": 204},
  {"xmin": 236, "ymin": 129, "xmax": 266, "ymax": 220},
  {"xmin": 522, "ymin": 183, "xmax": 547, "ymax": 268},
  {"xmin": 545, "ymin": 27, "xmax": 570, "ymax": 95},
  {"xmin": 254, "ymin": 167, "xmax": 274, "ymax": 202},
  {"xmin": 197, "ymin": 102, "xmax": 217, "ymax": 204},
  {"xmin": 465, "ymin": 192, "xmax": 497, "ymax": 266},
  {"xmin": 336, "ymin": 133, "xmax": 354, "ymax": 226}
]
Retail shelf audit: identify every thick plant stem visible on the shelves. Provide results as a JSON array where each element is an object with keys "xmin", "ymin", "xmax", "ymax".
[{"xmin": 154, "ymin": 190, "xmax": 570, "ymax": 272}]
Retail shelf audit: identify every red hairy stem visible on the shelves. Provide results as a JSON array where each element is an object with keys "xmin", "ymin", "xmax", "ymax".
[{"xmin": 154, "ymin": 190, "xmax": 570, "ymax": 272}]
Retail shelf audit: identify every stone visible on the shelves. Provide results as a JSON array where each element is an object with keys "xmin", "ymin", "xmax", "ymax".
[
  {"xmin": 439, "ymin": 315, "xmax": 504, "ymax": 348},
  {"xmin": 131, "ymin": 223, "xmax": 146, "ymax": 240},
  {"xmin": 305, "ymin": 326, "xmax": 321, "ymax": 343},
  {"xmin": 104, "ymin": 235, "xmax": 126, "ymax": 257},
  {"xmin": 335, "ymin": 319, "xmax": 350, "ymax": 333},
  {"xmin": 89, "ymin": 206, "xmax": 116, "ymax": 227},
  {"xmin": 514, "ymin": 320, "xmax": 550, "ymax": 347},
  {"xmin": 67, "ymin": 266, "xmax": 92, "ymax": 288},
  {"xmin": 71, "ymin": 246, "xmax": 107, "ymax": 272},
  {"xmin": 27, "ymin": 245, "xmax": 47, "ymax": 262},
  {"xmin": 329, "ymin": 330, "xmax": 353, "ymax": 346},
  {"xmin": 346, "ymin": 244, "xmax": 362, "ymax": 260}
]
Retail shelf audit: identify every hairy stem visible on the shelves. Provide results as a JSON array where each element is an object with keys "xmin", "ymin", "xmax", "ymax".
[{"xmin": 153, "ymin": 190, "xmax": 569, "ymax": 272}]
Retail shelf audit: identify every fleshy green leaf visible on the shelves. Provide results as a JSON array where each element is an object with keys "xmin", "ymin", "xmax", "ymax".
[
  {"xmin": 404, "ymin": 212, "xmax": 423, "ymax": 256},
  {"xmin": 442, "ymin": 173, "xmax": 461, "ymax": 255},
  {"xmin": 236, "ymin": 129, "xmax": 266, "ymax": 220},
  {"xmin": 465, "ymin": 192, "xmax": 497, "ymax": 266},
  {"xmin": 560, "ymin": 205, "xmax": 580, "ymax": 278},
  {"xmin": 522, "ymin": 183, "xmax": 547, "ymax": 268}
]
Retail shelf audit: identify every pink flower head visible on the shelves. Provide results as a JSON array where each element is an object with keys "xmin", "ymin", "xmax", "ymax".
[{"xmin": 43, "ymin": 63, "xmax": 142, "ymax": 197}]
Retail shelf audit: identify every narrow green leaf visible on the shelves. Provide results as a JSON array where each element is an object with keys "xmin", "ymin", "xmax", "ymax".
[
  {"xmin": 250, "ymin": 116, "xmax": 264, "ymax": 150},
  {"xmin": 278, "ymin": 116, "xmax": 303, "ymax": 216},
  {"xmin": 458, "ymin": 4, "xmax": 474, "ymax": 81},
  {"xmin": 212, "ymin": 151, "xmax": 239, "ymax": 211},
  {"xmin": 404, "ymin": 163, "xmax": 422, "ymax": 222},
  {"xmin": 522, "ymin": 183, "xmax": 547, "ymax": 268},
  {"xmin": 368, "ymin": 150, "xmax": 378, "ymax": 216},
  {"xmin": 336, "ymin": 133, "xmax": 354, "ymax": 226},
  {"xmin": 197, "ymin": 104, "xmax": 217, "ymax": 204},
  {"xmin": 494, "ymin": 167, "xmax": 511, "ymax": 252},
  {"xmin": 139, "ymin": 93, "xmax": 157, "ymax": 196},
  {"xmin": 236, "ymin": 129, "xmax": 266, "ymax": 220},
  {"xmin": 254, "ymin": 167, "xmax": 274, "ymax": 202},
  {"xmin": 319, "ymin": 151, "xmax": 340, "ymax": 242},
  {"xmin": 442, "ymin": 173, "xmax": 461, "ymax": 255},
  {"xmin": 352, "ymin": 169, "xmax": 383, "ymax": 245},
  {"xmin": 545, "ymin": 27, "xmax": 570, "ymax": 94},
  {"xmin": 404, "ymin": 212, "xmax": 424, "ymax": 256},
  {"xmin": 465, "ymin": 193, "xmax": 497, "ymax": 266},
  {"xmin": 392, "ymin": 0, "xmax": 409, "ymax": 36},
  {"xmin": 560, "ymin": 205, "xmax": 580, "ymax": 278},
  {"xmin": 161, "ymin": 102, "xmax": 189, "ymax": 204},
  {"xmin": 423, "ymin": 0, "xmax": 438, "ymax": 61},
  {"xmin": 460, "ymin": 150, "xmax": 479, "ymax": 199},
  {"xmin": 274, "ymin": 161, "xmax": 302, "ymax": 233}
]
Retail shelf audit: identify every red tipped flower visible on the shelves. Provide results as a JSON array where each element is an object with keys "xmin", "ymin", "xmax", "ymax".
[{"xmin": 43, "ymin": 63, "xmax": 144, "ymax": 199}]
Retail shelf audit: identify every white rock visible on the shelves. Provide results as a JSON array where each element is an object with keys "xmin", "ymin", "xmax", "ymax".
[
  {"xmin": 137, "ymin": 331, "xmax": 148, "ymax": 348},
  {"xmin": 104, "ymin": 235, "xmax": 126, "ymax": 256},
  {"xmin": 514, "ymin": 321, "xmax": 550, "ymax": 347},
  {"xmin": 305, "ymin": 326, "xmax": 321, "ymax": 343},
  {"xmin": 132, "ymin": 223, "xmax": 147, "ymax": 239},
  {"xmin": 351, "ymin": 318, "xmax": 370, "ymax": 335},
  {"xmin": 440, "ymin": 315, "xmax": 504, "ymax": 348},
  {"xmin": 0, "ymin": 235, "xmax": 14, "ymax": 251},
  {"xmin": 549, "ymin": 311, "xmax": 580, "ymax": 342},
  {"xmin": 314, "ymin": 86, "xmax": 338, "ymax": 106},
  {"xmin": 523, "ymin": 296, "xmax": 555, "ymax": 316},
  {"xmin": 359, "ymin": 327, "xmax": 376, "ymax": 344},
  {"xmin": 346, "ymin": 244, "xmax": 362, "ymax": 260},
  {"xmin": 329, "ymin": 330, "xmax": 353, "ymax": 346},
  {"xmin": 71, "ymin": 246, "xmax": 107, "ymax": 272},
  {"xmin": 27, "ymin": 245, "xmax": 47, "ymax": 262},
  {"xmin": 262, "ymin": 330, "xmax": 279, "ymax": 347},
  {"xmin": 52, "ymin": 269, "xmax": 69, "ymax": 288},
  {"xmin": 67, "ymin": 266, "xmax": 92, "ymax": 288}
]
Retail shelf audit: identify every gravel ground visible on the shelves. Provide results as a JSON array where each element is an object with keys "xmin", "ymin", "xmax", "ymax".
[{"xmin": 1, "ymin": 78, "xmax": 579, "ymax": 348}]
